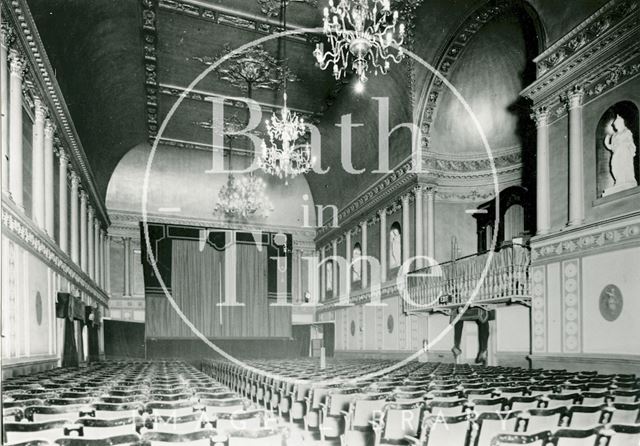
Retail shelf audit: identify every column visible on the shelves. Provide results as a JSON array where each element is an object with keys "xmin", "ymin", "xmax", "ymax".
[
  {"xmin": 567, "ymin": 86, "xmax": 584, "ymax": 226},
  {"xmin": 99, "ymin": 230, "xmax": 106, "ymax": 288},
  {"xmin": 319, "ymin": 247, "xmax": 325, "ymax": 301},
  {"xmin": 360, "ymin": 221, "xmax": 368, "ymax": 288},
  {"xmin": 44, "ymin": 119, "xmax": 55, "ymax": 235},
  {"xmin": 426, "ymin": 187, "xmax": 436, "ymax": 260},
  {"xmin": 414, "ymin": 186, "xmax": 424, "ymax": 268},
  {"xmin": 31, "ymin": 97, "xmax": 46, "ymax": 227},
  {"xmin": 8, "ymin": 49, "xmax": 25, "ymax": 208},
  {"xmin": 94, "ymin": 219, "xmax": 100, "ymax": 283},
  {"xmin": 533, "ymin": 107, "xmax": 551, "ymax": 234},
  {"xmin": 80, "ymin": 190, "xmax": 88, "ymax": 272},
  {"xmin": 123, "ymin": 237, "xmax": 131, "ymax": 296},
  {"xmin": 345, "ymin": 230, "xmax": 352, "ymax": 295},
  {"xmin": 70, "ymin": 172, "xmax": 80, "ymax": 264},
  {"xmin": 378, "ymin": 209, "xmax": 387, "ymax": 283},
  {"xmin": 59, "ymin": 150, "xmax": 69, "ymax": 253},
  {"xmin": 1, "ymin": 24, "xmax": 10, "ymax": 194},
  {"xmin": 401, "ymin": 194, "xmax": 410, "ymax": 264},
  {"xmin": 87, "ymin": 206, "xmax": 94, "ymax": 279},
  {"xmin": 105, "ymin": 235, "xmax": 112, "ymax": 295},
  {"xmin": 332, "ymin": 239, "xmax": 338, "ymax": 297}
]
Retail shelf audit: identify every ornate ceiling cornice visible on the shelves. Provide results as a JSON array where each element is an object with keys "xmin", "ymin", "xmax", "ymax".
[
  {"xmin": 159, "ymin": 0, "xmax": 319, "ymax": 44},
  {"xmin": 2, "ymin": 0, "xmax": 110, "ymax": 227},
  {"xmin": 521, "ymin": 0, "xmax": 639, "ymax": 108},
  {"xmin": 257, "ymin": 0, "xmax": 318, "ymax": 18},
  {"xmin": 143, "ymin": 0, "xmax": 160, "ymax": 141}
]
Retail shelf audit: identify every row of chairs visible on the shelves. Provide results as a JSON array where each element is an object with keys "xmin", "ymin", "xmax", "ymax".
[
  {"xmin": 3, "ymin": 361, "xmax": 288, "ymax": 445},
  {"xmin": 204, "ymin": 358, "xmax": 640, "ymax": 446}
]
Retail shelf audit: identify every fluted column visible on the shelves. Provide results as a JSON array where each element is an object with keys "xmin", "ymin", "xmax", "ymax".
[
  {"xmin": 105, "ymin": 235, "xmax": 112, "ymax": 294},
  {"xmin": 80, "ymin": 191, "xmax": 88, "ymax": 272},
  {"xmin": 567, "ymin": 86, "xmax": 585, "ymax": 226},
  {"xmin": 319, "ymin": 247, "xmax": 325, "ymax": 301},
  {"xmin": 87, "ymin": 206, "xmax": 94, "ymax": 279},
  {"xmin": 401, "ymin": 194, "xmax": 410, "ymax": 264},
  {"xmin": 123, "ymin": 237, "xmax": 131, "ymax": 296},
  {"xmin": 426, "ymin": 187, "xmax": 436, "ymax": 260},
  {"xmin": 32, "ymin": 97, "xmax": 46, "ymax": 227},
  {"xmin": 533, "ymin": 107, "xmax": 551, "ymax": 234},
  {"xmin": 94, "ymin": 220, "xmax": 101, "ymax": 284},
  {"xmin": 1, "ymin": 24, "xmax": 10, "ymax": 194},
  {"xmin": 378, "ymin": 209, "xmax": 387, "ymax": 283},
  {"xmin": 44, "ymin": 120, "xmax": 55, "ymax": 235},
  {"xmin": 345, "ymin": 230, "xmax": 352, "ymax": 294},
  {"xmin": 414, "ymin": 186, "xmax": 424, "ymax": 268},
  {"xmin": 8, "ymin": 49, "xmax": 25, "ymax": 208},
  {"xmin": 332, "ymin": 239, "xmax": 338, "ymax": 297},
  {"xmin": 59, "ymin": 150, "xmax": 69, "ymax": 253},
  {"xmin": 99, "ymin": 230, "xmax": 106, "ymax": 288},
  {"xmin": 360, "ymin": 221, "xmax": 368, "ymax": 288},
  {"xmin": 70, "ymin": 172, "xmax": 80, "ymax": 263}
]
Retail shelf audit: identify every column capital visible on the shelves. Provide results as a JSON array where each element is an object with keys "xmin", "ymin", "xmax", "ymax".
[
  {"xmin": 401, "ymin": 193, "xmax": 411, "ymax": 205},
  {"xmin": 1, "ymin": 22, "xmax": 14, "ymax": 48},
  {"xmin": 566, "ymin": 85, "xmax": 584, "ymax": 109},
  {"xmin": 70, "ymin": 170, "xmax": 80, "ymax": 186},
  {"xmin": 377, "ymin": 207, "xmax": 387, "ymax": 218},
  {"xmin": 88, "ymin": 205, "xmax": 95, "ymax": 218},
  {"xmin": 33, "ymin": 96, "xmax": 47, "ymax": 120},
  {"xmin": 58, "ymin": 147, "xmax": 69, "ymax": 162},
  {"xmin": 44, "ymin": 118, "xmax": 56, "ymax": 137},
  {"xmin": 80, "ymin": 189, "xmax": 88, "ymax": 202},
  {"xmin": 359, "ymin": 220, "xmax": 368, "ymax": 230},
  {"xmin": 8, "ymin": 49, "xmax": 26, "ymax": 77},
  {"xmin": 531, "ymin": 106, "xmax": 549, "ymax": 127},
  {"xmin": 94, "ymin": 218, "xmax": 101, "ymax": 229}
]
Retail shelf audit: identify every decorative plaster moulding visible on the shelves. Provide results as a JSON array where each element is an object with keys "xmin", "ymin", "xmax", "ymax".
[
  {"xmin": 1, "ymin": 199, "xmax": 109, "ymax": 307},
  {"xmin": 530, "ymin": 211, "xmax": 640, "ymax": 262},
  {"xmin": 109, "ymin": 210, "xmax": 316, "ymax": 242},
  {"xmin": 2, "ymin": 0, "xmax": 110, "ymax": 226},
  {"xmin": 521, "ymin": 0, "xmax": 640, "ymax": 109}
]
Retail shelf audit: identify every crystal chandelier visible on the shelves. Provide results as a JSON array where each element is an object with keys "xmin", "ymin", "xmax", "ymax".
[
  {"xmin": 313, "ymin": 0, "xmax": 406, "ymax": 86},
  {"xmin": 215, "ymin": 174, "xmax": 273, "ymax": 219},
  {"xmin": 260, "ymin": 92, "xmax": 313, "ymax": 182}
]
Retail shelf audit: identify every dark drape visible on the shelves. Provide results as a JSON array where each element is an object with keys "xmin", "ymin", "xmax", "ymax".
[
  {"xmin": 292, "ymin": 325, "xmax": 311, "ymax": 357},
  {"xmin": 62, "ymin": 318, "xmax": 78, "ymax": 367},
  {"xmin": 323, "ymin": 323, "xmax": 335, "ymax": 357},
  {"xmin": 104, "ymin": 320, "xmax": 145, "ymax": 358}
]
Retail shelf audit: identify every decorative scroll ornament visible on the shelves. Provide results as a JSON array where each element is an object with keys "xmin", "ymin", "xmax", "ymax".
[
  {"xmin": 193, "ymin": 113, "xmax": 265, "ymax": 139},
  {"xmin": 313, "ymin": 0, "xmax": 406, "ymax": 85},
  {"xmin": 214, "ymin": 174, "xmax": 273, "ymax": 219},
  {"xmin": 259, "ymin": 92, "xmax": 313, "ymax": 182},
  {"xmin": 194, "ymin": 44, "xmax": 298, "ymax": 93},
  {"xmin": 258, "ymin": 0, "xmax": 319, "ymax": 17}
]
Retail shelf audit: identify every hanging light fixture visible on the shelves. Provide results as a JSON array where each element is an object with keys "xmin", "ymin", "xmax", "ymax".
[
  {"xmin": 214, "ymin": 173, "xmax": 273, "ymax": 219},
  {"xmin": 259, "ymin": 0, "xmax": 314, "ymax": 182},
  {"xmin": 313, "ymin": 0, "xmax": 406, "ymax": 87}
]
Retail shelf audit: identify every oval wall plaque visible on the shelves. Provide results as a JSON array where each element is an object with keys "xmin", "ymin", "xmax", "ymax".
[
  {"xmin": 350, "ymin": 320, "xmax": 356, "ymax": 336},
  {"xmin": 35, "ymin": 291, "xmax": 43, "ymax": 325},
  {"xmin": 599, "ymin": 284, "xmax": 623, "ymax": 321},
  {"xmin": 387, "ymin": 315, "xmax": 394, "ymax": 334}
]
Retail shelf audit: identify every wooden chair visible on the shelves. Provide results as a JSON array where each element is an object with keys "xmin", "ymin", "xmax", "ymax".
[
  {"xmin": 53, "ymin": 434, "xmax": 144, "ymax": 445},
  {"xmin": 550, "ymin": 427, "xmax": 602, "ymax": 446},
  {"xmin": 565, "ymin": 405, "xmax": 606, "ymax": 428},
  {"xmin": 341, "ymin": 392, "xmax": 389, "ymax": 446},
  {"xmin": 371, "ymin": 402, "xmax": 426, "ymax": 446},
  {"xmin": 598, "ymin": 423, "xmax": 640, "ymax": 446},
  {"xmin": 73, "ymin": 416, "xmax": 145, "ymax": 438},
  {"xmin": 490, "ymin": 430, "xmax": 552, "ymax": 446},
  {"xmin": 517, "ymin": 407, "xmax": 567, "ymax": 433},
  {"xmin": 318, "ymin": 387, "xmax": 360, "ymax": 440},
  {"xmin": 471, "ymin": 410, "xmax": 521, "ymax": 446},
  {"xmin": 422, "ymin": 413, "xmax": 472, "ymax": 446},
  {"xmin": 4, "ymin": 419, "xmax": 68, "ymax": 444},
  {"xmin": 141, "ymin": 428, "xmax": 221, "ymax": 446}
]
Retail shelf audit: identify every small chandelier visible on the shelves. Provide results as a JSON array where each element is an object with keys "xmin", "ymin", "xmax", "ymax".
[
  {"xmin": 313, "ymin": 0, "xmax": 406, "ymax": 86},
  {"xmin": 215, "ymin": 174, "xmax": 273, "ymax": 219},
  {"xmin": 260, "ymin": 93, "xmax": 313, "ymax": 182}
]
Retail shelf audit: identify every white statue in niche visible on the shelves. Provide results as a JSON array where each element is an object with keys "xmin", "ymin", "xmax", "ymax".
[{"xmin": 603, "ymin": 114, "xmax": 637, "ymax": 196}]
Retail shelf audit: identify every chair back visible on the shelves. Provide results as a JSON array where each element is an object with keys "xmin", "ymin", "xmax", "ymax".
[
  {"xmin": 518, "ymin": 407, "xmax": 567, "ymax": 433},
  {"xmin": 510, "ymin": 396, "xmax": 542, "ymax": 411},
  {"xmin": 53, "ymin": 434, "xmax": 144, "ymax": 445},
  {"xmin": 551, "ymin": 427, "xmax": 601, "ymax": 446},
  {"xmin": 346, "ymin": 393, "xmax": 389, "ymax": 430},
  {"xmin": 378, "ymin": 402, "xmax": 425, "ymax": 443},
  {"xmin": 566, "ymin": 405, "xmax": 605, "ymax": 428},
  {"xmin": 599, "ymin": 424, "xmax": 640, "ymax": 446},
  {"xmin": 4, "ymin": 420, "xmax": 67, "ymax": 444},
  {"xmin": 490, "ymin": 431, "xmax": 552, "ymax": 446},
  {"xmin": 473, "ymin": 411, "xmax": 520, "ymax": 446},
  {"xmin": 423, "ymin": 413, "xmax": 471, "ymax": 446},
  {"xmin": 470, "ymin": 397, "xmax": 507, "ymax": 414},
  {"xmin": 141, "ymin": 428, "xmax": 218, "ymax": 446},
  {"xmin": 608, "ymin": 402, "xmax": 640, "ymax": 424},
  {"xmin": 75, "ymin": 416, "xmax": 145, "ymax": 438},
  {"xmin": 427, "ymin": 399, "xmax": 467, "ymax": 416},
  {"xmin": 226, "ymin": 426, "xmax": 287, "ymax": 446},
  {"xmin": 215, "ymin": 410, "xmax": 266, "ymax": 433}
]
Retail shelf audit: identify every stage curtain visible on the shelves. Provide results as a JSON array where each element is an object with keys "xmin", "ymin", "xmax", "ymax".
[
  {"xmin": 323, "ymin": 323, "xmax": 335, "ymax": 357},
  {"xmin": 292, "ymin": 325, "xmax": 311, "ymax": 357},
  {"xmin": 62, "ymin": 317, "xmax": 78, "ymax": 367},
  {"xmin": 234, "ymin": 243, "xmax": 269, "ymax": 337}
]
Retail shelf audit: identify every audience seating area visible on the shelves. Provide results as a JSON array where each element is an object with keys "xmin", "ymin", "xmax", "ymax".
[{"xmin": 2, "ymin": 359, "xmax": 639, "ymax": 445}]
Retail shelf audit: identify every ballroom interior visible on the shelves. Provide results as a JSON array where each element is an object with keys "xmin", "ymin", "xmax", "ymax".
[{"xmin": 1, "ymin": 0, "xmax": 639, "ymax": 445}]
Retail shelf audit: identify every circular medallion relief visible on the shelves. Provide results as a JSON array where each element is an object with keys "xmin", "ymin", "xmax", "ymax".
[
  {"xmin": 387, "ymin": 315, "xmax": 394, "ymax": 334},
  {"xmin": 35, "ymin": 292, "xmax": 43, "ymax": 325},
  {"xmin": 599, "ymin": 284, "xmax": 623, "ymax": 321},
  {"xmin": 350, "ymin": 321, "xmax": 356, "ymax": 336}
]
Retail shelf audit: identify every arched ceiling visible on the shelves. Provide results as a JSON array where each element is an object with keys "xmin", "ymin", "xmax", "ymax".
[{"xmin": 26, "ymin": 0, "xmax": 610, "ymax": 210}]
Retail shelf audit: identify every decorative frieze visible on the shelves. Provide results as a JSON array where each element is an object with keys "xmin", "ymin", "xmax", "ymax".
[
  {"xmin": 561, "ymin": 259, "xmax": 581, "ymax": 353},
  {"xmin": 531, "ymin": 266, "xmax": 546, "ymax": 353},
  {"xmin": 1, "ymin": 199, "xmax": 108, "ymax": 306}
]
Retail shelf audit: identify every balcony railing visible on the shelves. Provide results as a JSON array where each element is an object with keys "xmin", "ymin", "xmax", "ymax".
[{"xmin": 403, "ymin": 243, "xmax": 531, "ymax": 313}]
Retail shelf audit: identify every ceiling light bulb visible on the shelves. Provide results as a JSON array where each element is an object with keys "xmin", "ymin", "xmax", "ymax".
[{"xmin": 355, "ymin": 80, "xmax": 365, "ymax": 93}]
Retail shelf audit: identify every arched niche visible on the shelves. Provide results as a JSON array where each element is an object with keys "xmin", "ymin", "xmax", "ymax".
[{"xmin": 596, "ymin": 101, "xmax": 639, "ymax": 198}]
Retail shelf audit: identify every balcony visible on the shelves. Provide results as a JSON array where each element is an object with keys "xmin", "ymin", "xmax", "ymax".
[{"xmin": 403, "ymin": 243, "xmax": 531, "ymax": 314}]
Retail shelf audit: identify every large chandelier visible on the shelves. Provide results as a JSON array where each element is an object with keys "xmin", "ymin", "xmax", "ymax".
[
  {"xmin": 313, "ymin": 0, "xmax": 406, "ymax": 86},
  {"xmin": 215, "ymin": 174, "xmax": 273, "ymax": 219},
  {"xmin": 259, "ymin": 93, "xmax": 313, "ymax": 183}
]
